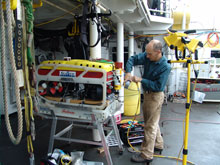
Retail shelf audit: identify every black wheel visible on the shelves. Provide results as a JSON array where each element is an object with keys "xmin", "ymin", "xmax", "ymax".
[{"xmin": 119, "ymin": 150, "xmax": 123, "ymax": 155}]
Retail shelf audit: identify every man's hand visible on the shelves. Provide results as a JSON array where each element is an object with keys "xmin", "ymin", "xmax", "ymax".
[
  {"xmin": 132, "ymin": 76, "xmax": 142, "ymax": 82},
  {"xmin": 124, "ymin": 73, "xmax": 132, "ymax": 82},
  {"xmin": 125, "ymin": 73, "xmax": 142, "ymax": 83}
]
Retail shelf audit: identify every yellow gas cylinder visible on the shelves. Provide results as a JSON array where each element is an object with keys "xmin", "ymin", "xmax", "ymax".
[
  {"xmin": 114, "ymin": 62, "xmax": 123, "ymax": 91},
  {"xmin": 124, "ymin": 82, "xmax": 141, "ymax": 116}
]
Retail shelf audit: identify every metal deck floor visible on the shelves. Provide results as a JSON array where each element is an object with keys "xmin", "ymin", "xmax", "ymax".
[{"xmin": 0, "ymin": 101, "xmax": 220, "ymax": 165}]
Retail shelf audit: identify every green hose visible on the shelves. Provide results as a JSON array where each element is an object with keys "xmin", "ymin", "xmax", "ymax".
[
  {"xmin": 0, "ymin": 34, "xmax": 1, "ymax": 129},
  {"xmin": 22, "ymin": 0, "xmax": 34, "ymax": 66},
  {"xmin": 0, "ymin": 45, "xmax": 0, "ymax": 131}
]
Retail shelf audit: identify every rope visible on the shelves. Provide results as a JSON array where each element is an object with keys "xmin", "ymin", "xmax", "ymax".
[
  {"xmin": 0, "ymin": 0, "xmax": 4, "ymax": 131},
  {"xmin": 1, "ymin": 0, "xmax": 23, "ymax": 145}
]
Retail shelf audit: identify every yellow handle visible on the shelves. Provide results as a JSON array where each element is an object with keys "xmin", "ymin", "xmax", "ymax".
[
  {"xmin": 33, "ymin": 0, "xmax": 43, "ymax": 9},
  {"xmin": 60, "ymin": 155, "xmax": 72, "ymax": 165}
]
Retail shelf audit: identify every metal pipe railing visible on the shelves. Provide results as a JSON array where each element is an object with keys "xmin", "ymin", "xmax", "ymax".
[{"xmin": 142, "ymin": 0, "xmax": 171, "ymax": 18}]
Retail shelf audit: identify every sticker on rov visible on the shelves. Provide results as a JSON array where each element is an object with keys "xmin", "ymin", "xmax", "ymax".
[{"xmin": 59, "ymin": 71, "xmax": 76, "ymax": 77}]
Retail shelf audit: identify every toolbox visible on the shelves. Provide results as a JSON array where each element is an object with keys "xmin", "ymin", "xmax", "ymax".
[{"xmin": 118, "ymin": 121, "xmax": 144, "ymax": 146}]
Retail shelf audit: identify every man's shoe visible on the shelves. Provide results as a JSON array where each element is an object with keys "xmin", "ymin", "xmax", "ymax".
[
  {"xmin": 131, "ymin": 154, "xmax": 153, "ymax": 163},
  {"xmin": 154, "ymin": 148, "xmax": 163, "ymax": 154}
]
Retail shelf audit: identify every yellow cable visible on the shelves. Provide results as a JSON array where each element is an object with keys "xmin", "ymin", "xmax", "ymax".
[
  {"xmin": 24, "ymin": 50, "xmax": 33, "ymax": 154},
  {"xmin": 29, "ymin": 136, "xmax": 34, "ymax": 152},
  {"xmin": 24, "ymin": 97, "xmax": 30, "ymax": 153},
  {"xmin": 154, "ymin": 154, "xmax": 195, "ymax": 164},
  {"xmin": 23, "ymin": 8, "xmax": 34, "ymax": 154},
  {"xmin": 35, "ymin": 4, "xmax": 81, "ymax": 27}
]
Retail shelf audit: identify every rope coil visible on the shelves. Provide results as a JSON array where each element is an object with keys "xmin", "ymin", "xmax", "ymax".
[
  {"xmin": 207, "ymin": 32, "xmax": 219, "ymax": 47},
  {"xmin": 0, "ymin": 0, "xmax": 23, "ymax": 145}
]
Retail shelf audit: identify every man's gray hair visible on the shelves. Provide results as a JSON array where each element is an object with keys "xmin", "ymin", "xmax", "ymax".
[{"xmin": 153, "ymin": 40, "xmax": 162, "ymax": 52}]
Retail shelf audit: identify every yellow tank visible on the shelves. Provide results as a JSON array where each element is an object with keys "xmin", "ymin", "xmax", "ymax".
[{"xmin": 124, "ymin": 82, "xmax": 141, "ymax": 116}]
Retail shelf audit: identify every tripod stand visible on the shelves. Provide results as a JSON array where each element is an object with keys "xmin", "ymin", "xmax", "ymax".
[{"xmin": 164, "ymin": 29, "xmax": 208, "ymax": 164}]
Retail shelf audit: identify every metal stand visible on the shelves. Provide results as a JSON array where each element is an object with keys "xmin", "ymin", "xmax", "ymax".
[
  {"xmin": 169, "ymin": 59, "xmax": 206, "ymax": 165},
  {"xmin": 47, "ymin": 110, "xmax": 123, "ymax": 165}
]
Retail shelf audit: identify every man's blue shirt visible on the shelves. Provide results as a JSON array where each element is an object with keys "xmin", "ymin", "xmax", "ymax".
[{"xmin": 125, "ymin": 52, "xmax": 171, "ymax": 92}]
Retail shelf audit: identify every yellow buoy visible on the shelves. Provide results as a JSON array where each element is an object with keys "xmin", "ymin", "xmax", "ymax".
[
  {"xmin": 124, "ymin": 82, "xmax": 141, "ymax": 116},
  {"xmin": 172, "ymin": 11, "xmax": 190, "ymax": 30}
]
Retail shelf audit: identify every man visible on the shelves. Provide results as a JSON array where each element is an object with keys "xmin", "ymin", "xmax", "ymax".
[{"xmin": 125, "ymin": 40, "xmax": 171, "ymax": 163}]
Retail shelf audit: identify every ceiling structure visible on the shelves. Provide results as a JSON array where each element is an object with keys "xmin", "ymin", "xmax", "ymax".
[
  {"xmin": 33, "ymin": 0, "xmax": 173, "ymax": 34},
  {"xmin": 99, "ymin": 0, "xmax": 173, "ymax": 34},
  {"xmin": 33, "ymin": 0, "xmax": 83, "ymax": 30}
]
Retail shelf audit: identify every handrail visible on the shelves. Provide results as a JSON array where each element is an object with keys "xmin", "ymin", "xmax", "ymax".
[{"xmin": 142, "ymin": 0, "xmax": 171, "ymax": 18}]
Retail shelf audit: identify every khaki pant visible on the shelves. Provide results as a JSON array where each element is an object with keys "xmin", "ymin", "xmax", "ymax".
[{"xmin": 140, "ymin": 92, "xmax": 164, "ymax": 159}]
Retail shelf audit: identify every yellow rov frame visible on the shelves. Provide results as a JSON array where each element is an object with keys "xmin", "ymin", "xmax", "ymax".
[{"xmin": 164, "ymin": 30, "xmax": 208, "ymax": 165}]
